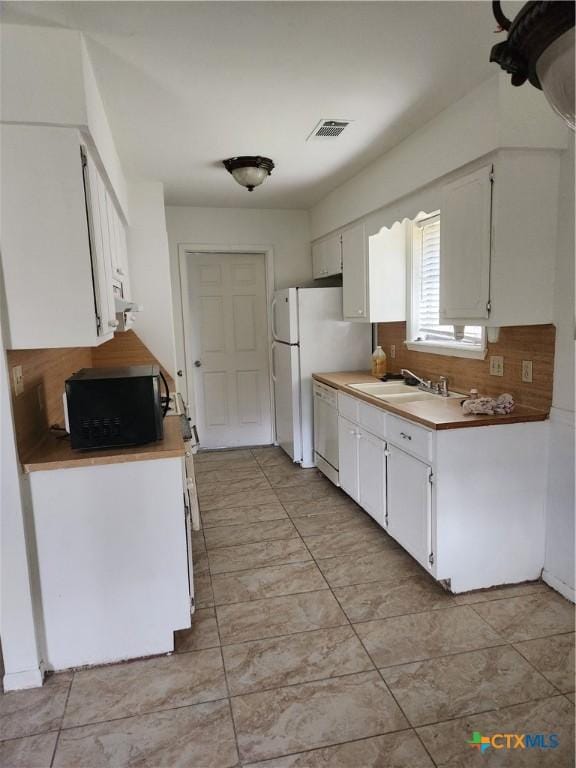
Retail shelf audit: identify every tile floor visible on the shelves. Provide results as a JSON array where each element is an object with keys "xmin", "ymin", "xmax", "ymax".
[{"xmin": 1, "ymin": 445, "xmax": 574, "ymax": 767}]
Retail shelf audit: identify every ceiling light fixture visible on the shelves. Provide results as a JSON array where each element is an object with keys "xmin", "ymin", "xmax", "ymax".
[
  {"xmin": 222, "ymin": 156, "xmax": 275, "ymax": 191},
  {"xmin": 490, "ymin": 0, "xmax": 575, "ymax": 129}
]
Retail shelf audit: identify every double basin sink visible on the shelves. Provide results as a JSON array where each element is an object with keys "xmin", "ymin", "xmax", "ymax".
[{"xmin": 348, "ymin": 381, "xmax": 463, "ymax": 404}]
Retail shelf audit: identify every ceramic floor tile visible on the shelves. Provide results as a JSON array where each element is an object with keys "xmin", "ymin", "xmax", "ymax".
[
  {"xmin": 251, "ymin": 447, "xmax": 294, "ymax": 467},
  {"xmin": 222, "ymin": 626, "xmax": 373, "ymax": 695},
  {"xmin": 212, "ymin": 561, "xmax": 328, "ymax": 605},
  {"xmin": 195, "ymin": 465, "xmax": 267, "ymax": 484},
  {"xmin": 207, "ymin": 538, "xmax": 311, "ymax": 575},
  {"xmin": 453, "ymin": 581, "xmax": 548, "ymax": 605},
  {"xmin": 274, "ymin": 483, "xmax": 345, "ymax": 504},
  {"xmin": 566, "ymin": 692, "xmax": 575, "ymax": 704},
  {"xmin": 63, "ymin": 648, "xmax": 227, "ymax": 728},
  {"xmin": 199, "ymin": 489, "xmax": 279, "ymax": 511},
  {"xmin": 303, "ymin": 527, "xmax": 398, "ymax": 560},
  {"xmin": 514, "ymin": 632, "xmax": 575, "ymax": 692},
  {"xmin": 191, "ymin": 530, "xmax": 206, "ymax": 553},
  {"xmin": 335, "ymin": 572, "xmax": 455, "ymax": 622},
  {"xmin": 194, "ymin": 571, "xmax": 215, "ymax": 608},
  {"xmin": 262, "ymin": 467, "xmax": 326, "ymax": 488},
  {"xmin": 204, "ymin": 519, "xmax": 297, "ymax": 550},
  {"xmin": 0, "ymin": 731, "xmax": 58, "ymax": 767},
  {"xmin": 244, "ymin": 730, "xmax": 434, "ymax": 768},
  {"xmin": 0, "ymin": 673, "xmax": 72, "ymax": 741},
  {"xmin": 197, "ymin": 474, "xmax": 270, "ymax": 496},
  {"xmin": 291, "ymin": 506, "xmax": 377, "ymax": 537},
  {"xmin": 216, "ymin": 590, "xmax": 347, "ymax": 645},
  {"xmin": 174, "ymin": 608, "xmax": 220, "ymax": 652},
  {"xmin": 417, "ymin": 695, "xmax": 575, "ymax": 767},
  {"xmin": 193, "ymin": 548, "xmax": 210, "ymax": 574},
  {"xmin": 317, "ymin": 548, "xmax": 421, "ymax": 589},
  {"xmin": 472, "ymin": 592, "xmax": 575, "ymax": 642},
  {"xmin": 196, "ymin": 449, "xmax": 255, "ymax": 463},
  {"xmin": 201, "ymin": 503, "xmax": 287, "ymax": 529},
  {"xmin": 195, "ymin": 457, "xmax": 260, "ymax": 474},
  {"xmin": 381, "ymin": 645, "xmax": 556, "ymax": 727},
  {"xmin": 282, "ymin": 496, "xmax": 360, "ymax": 518},
  {"xmin": 355, "ymin": 606, "xmax": 504, "ymax": 667},
  {"xmin": 231, "ymin": 671, "xmax": 408, "ymax": 763},
  {"xmin": 54, "ymin": 700, "xmax": 238, "ymax": 768}
]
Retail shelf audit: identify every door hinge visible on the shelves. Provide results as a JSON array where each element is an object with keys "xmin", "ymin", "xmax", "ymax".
[
  {"xmin": 80, "ymin": 146, "xmax": 87, "ymax": 168},
  {"xmin": 95, "ymin": 313, "xmax": 102, "ymax": 331},
  {"xmin": 189, "ymin": 595, "xmax": 195, "ymax": 612},
  {"xmin": 489, "ymin": 168, "xmax": 495, "ymax": 183},
  {"xmin": 429, "ymin": 552, "xmax": 435, "ymax": 566},
  {"xmin": 486, "ymin": 300, "xmax": 492, "ymax": 315},
  {"xmin": 428, "ymin": 471, "xmax": 434, "ymax": 485}
]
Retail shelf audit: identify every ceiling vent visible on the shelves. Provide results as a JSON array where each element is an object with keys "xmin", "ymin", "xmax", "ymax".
[{"xmin": 307, "ymin": 119, "xmax": 351, "ymax": 140}]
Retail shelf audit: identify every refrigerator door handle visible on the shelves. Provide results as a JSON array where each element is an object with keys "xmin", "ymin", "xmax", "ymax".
[
  {"xmin": 271, "ymin": 296, "xmax": 278, "ymax": 340},
  {"xmin": 271, "ymin": 341, "xmax": 277, "ymax": 382}
]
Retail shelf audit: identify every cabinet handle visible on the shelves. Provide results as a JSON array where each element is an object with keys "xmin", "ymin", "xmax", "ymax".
[
  {"xmin": 356, "ymin": 309, "xmax": 363, "ymax": 315},
  {"xmin": 400, "ymin": 432, "xmax": 412, "ymax": 441},
  {"xmin": 108, "ymin": 319, "xmax": 119, "ymax": 328}
]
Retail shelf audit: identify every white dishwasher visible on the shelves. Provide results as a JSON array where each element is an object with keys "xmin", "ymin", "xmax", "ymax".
[{"xmin": 313, "ymin": 381, "xmax": 340, "ymax": 486}]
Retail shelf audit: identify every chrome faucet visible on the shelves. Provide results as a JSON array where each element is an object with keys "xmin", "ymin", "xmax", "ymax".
[{"xmin": 401, "ymin": 369, "xmax": 450, "ymax": 396}]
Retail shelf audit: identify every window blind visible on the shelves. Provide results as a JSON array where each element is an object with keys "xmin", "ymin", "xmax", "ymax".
[{"xmin": 415, "ymin": 217, "xmax": 481, "ymax": 345}]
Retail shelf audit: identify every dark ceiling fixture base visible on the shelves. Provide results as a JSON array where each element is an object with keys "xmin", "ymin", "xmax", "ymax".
[
  {"xmin": 490, "ymin": 1, "xmax": 574, "ymax": 128},
  {"xmin": 222, "ymin": 156, "xmax": 275, "ymax": 191}
]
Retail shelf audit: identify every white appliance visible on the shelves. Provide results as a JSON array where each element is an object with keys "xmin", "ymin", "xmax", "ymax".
[
  {"xmin": 271, "ymin": 287, "xmax": 370, "ymax": 468},
  {"xmin": 313, "ymin": 381, "xmax": 340, "ymax": 484}
]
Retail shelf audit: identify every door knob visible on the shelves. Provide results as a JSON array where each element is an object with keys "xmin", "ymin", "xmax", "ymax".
[{"xmin": 194, "ymin": 360, "xmax": 202, "ymax": 368}]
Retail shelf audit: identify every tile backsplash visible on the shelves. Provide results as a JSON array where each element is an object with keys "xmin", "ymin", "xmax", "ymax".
[{"xmin": 377, "ymin": 322, "xmax": 555, "ymax": 411}]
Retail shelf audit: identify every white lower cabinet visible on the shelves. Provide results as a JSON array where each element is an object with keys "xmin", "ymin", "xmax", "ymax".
[
  {"xmin": 358, "ymin": 428, "xmax": 387, "ymax": 528},
  {"xmin": 338, "ymin": 415, "xmax": 360, "ymax": 501},
  {"xmin": 386, "ymin": 445, "xmax": 432, "ymax": 569},
  {"xmin": 336, "ymin": 390, "xmax": 548, "ymax": 593}
]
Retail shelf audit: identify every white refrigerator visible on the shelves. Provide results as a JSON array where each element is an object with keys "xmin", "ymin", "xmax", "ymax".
[{"xmin": 272, "ymin": 287, "xmax": 371, "ymax": 467}]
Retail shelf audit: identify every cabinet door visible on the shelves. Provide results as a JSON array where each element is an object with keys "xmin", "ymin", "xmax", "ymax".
[
  {"xmin": 358, "ymin": 429, "xmax": 386, "ymax": 528},
  {"xmin": 342, "ymin": 223, "xmax": 368, "ymax": 321},
  {"xmin": 387, "ymin": 445, "xmax": 433, "ymax": 569},
  {"xmin": 312, "ymin": 240, "xmax": 326, "ymax": 279},
  {"xmin": 440, "ymin": 165, "xmax": 492, "ymax": 322},
  {"xmin": 324, "ymin": 235, "xmax": 342, "ymax": 276},
  {"xmin": 338, "ymin": 415, "xmax": 360, "ymax": 502}
]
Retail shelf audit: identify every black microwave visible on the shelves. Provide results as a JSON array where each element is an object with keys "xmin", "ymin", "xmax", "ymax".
[{"xmin": 65, "ymin": 366, "xmax": 165, "ymax": 450}]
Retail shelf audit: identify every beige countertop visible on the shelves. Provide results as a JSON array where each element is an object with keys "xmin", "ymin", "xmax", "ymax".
[
  {"xmin": 22, "ymin": 415, "xmax": 186, "ymax": 473},
  {"xmin": 313, "ymin": 371, "xmax": 549, "ymax": 430}
]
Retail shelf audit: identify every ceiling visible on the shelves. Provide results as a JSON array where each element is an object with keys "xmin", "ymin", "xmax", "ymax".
[{"xmin": 2, "ymin": 1, "xmax": 519, "ymax": 209}]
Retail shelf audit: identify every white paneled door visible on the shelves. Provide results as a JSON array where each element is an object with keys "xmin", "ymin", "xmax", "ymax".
[{"xmin": 188, "ymin": 253, "xmax": 272, "ymax": 448}]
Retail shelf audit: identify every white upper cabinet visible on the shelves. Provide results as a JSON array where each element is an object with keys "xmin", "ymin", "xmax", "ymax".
[
  {"xmin": 342, "ymin": 222, "xmax": 368, "ymax": 320},
  {"xmin": 440, "ymin": 165, "xmax": 492, "ymax": 321},
  {"xmin": 439, "ymin": 150, "xmax": 561, "ymax": 327},
  {"xmin": 1, "ymin": 124, "xmax": 130, "ymax": 349},
  {"xmin": 342, "ymin": 220, "xmax": 406, "ymax": 323},
  {"xmin": 312, "ymin": 233, "xmax": 342, "ymax": 279}
]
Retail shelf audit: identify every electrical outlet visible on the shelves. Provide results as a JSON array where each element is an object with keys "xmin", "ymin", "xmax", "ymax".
[
  {"xmin": 12, "ymin": 365, "xmax": 24, "ymax": 396},
  {"xmin": 522, "ymin": 360, "xmax": 533, "ymax": 383},
  {"xmin": 489, "ymin": 355, "xmax": 504, "ymax": 376},
  {"xmin": 390, "ymin": 344, "xmax": 396, "ymax": 359}
]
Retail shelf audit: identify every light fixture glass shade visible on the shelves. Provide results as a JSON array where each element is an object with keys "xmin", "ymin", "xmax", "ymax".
[
  {"xmin": 536, "ymin": 27, "xmax": 575, "ymax": 129},
  {"xmin": 230, "ymin": 165, "xmax": 268, "ymax": 190}
]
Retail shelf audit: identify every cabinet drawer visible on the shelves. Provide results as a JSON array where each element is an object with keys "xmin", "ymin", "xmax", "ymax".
[
  {"xmin": 387, "ymin": 415, "xmax": 432, "ymax": 462},
  {"xmin": 338, "ymin": 392, "xmax": 359, "ymax": 422},
  {"xmin": 358, "ymin": 402, "xmax": 386, "ymax": 440}
]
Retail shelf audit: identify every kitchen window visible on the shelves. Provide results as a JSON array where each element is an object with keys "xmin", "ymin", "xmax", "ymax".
[{"xmin": 407, "ymin": 213, "xmax": 486, "ymax": 358}]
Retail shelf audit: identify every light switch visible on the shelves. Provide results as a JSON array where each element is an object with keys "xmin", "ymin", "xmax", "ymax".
[
  {"xmin": 489, "ymin": 356, "xmax": 504, "ymax": 376},
  {"xmin": 522, "ymin": 360, "xmax": 533, "ymax": 383},
  {"xmin": 12, "ymin": 365, "xmax": 24, "ymax": 395}
]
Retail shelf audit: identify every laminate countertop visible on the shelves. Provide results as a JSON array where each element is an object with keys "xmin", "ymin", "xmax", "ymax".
[
  {"xmin": 22, "ymin": 415, "xmax": 186, "ymax": 473},
  {"xmin": 313, "ymin": 371, "xmax": 549, "ymax": 431}
]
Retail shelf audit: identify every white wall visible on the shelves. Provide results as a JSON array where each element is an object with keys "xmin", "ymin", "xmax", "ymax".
[
  {"xmin": 127, "ymin": 182, "xmax": 178, "ymax": 378},
  {"xmin": 310, "ymin": 74, "xmax": 567, "ymax": 240},
  {"xmin": 543, "ymin": 134, "xmax": 575, "ymax": 601},
  {"xmin": 165, "ymin": 206, "xmax": 311, "ymax": 409}
]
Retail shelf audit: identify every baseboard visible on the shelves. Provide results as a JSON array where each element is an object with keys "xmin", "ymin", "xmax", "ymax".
[
  {"xmin": 3, "ymin": 665, "xmax": 44, "ymax": 691},
  {"xmin": 543, "ymin": 569, "xmax": 576, "ymax": 603}
]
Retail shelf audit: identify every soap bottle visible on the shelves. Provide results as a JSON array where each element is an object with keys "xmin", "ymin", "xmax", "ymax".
[{"xmin": 371, "ymin": 346, "xmax": 387, "ymax": 379}]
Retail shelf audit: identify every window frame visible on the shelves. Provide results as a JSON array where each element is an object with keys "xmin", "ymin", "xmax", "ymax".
[{"xmin": 407, "ymin": 213, "xmax": 487, "ymax": 360}]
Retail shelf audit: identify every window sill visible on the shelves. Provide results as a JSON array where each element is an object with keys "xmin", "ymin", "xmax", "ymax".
[{"xmin": 405, "ymin": 340, "xmax": 487, "ymax": 360}]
